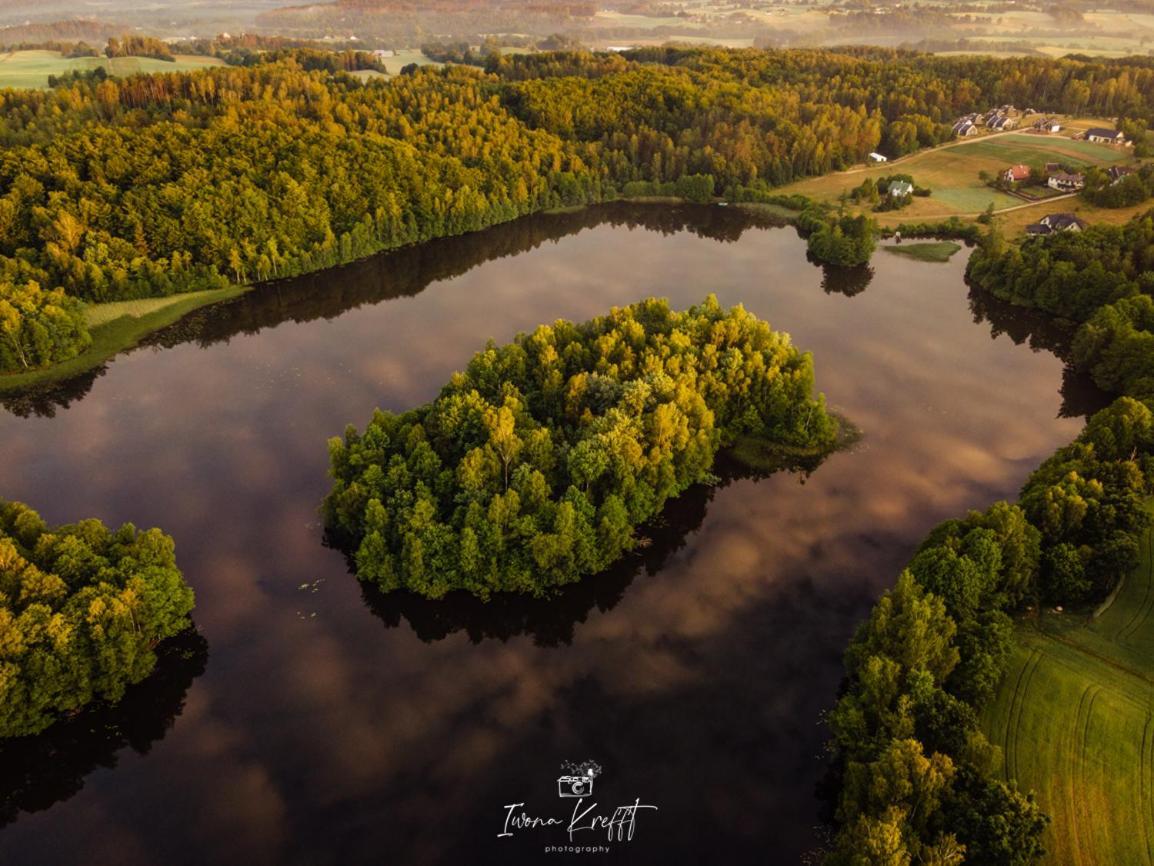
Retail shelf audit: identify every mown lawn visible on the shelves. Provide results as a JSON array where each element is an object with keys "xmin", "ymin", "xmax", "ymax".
[{"xmin": 981, "ymin": 514, "xmax": 1154, "ymax": 866}]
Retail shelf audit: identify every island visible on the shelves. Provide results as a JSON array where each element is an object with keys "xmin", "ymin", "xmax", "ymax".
[{"xmin": 324, "ymin": 296, "xmax": 838, "ymax": 599}]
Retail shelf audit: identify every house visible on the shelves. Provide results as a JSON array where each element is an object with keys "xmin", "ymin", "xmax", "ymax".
[
  {"xmin": 1033, "ymin": 117, "xmax": 1061, "ymax": 133},
  {"xmin": 952, "ymin": 115, "xmax": 981, "ymax": 137},
  {"xmin": 1108, "ymin": 165, "xmax": 1137, "ymax": 184},
  {"xmin": 868, "ymin": 152, "xmax": 888, "ymax": 163},
  {"xmin": 1002, "ymin": 164, "xmax": 1031, "ymax": 183},
  {"xmin": 1048, "ymin": 171, "xmax": 1085, "ymax": 191},
  {"xmin": 1086, "ymin": 127, "xmax": 1126, "ymax": 145},
  {"xmin": 989, "ymin": 116, "xmax": 1018, "ymax": 131},
  {"xmin": 1040, "ymin": 212, "xmax": 1087, "ymax": 231},
  {"xmin": 887, "ymin": 180, "xmax": 913, "ymax": 198},
  {"xmin": 1025, "ymin": 213, "xmax": 1088, "ymax": 236}
]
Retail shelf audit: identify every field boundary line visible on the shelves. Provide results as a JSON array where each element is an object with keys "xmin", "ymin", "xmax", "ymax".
[
  {"xmin": 1119, "ymin": 529, "xmax": 1154, "ymax": 642},
  {"xmin": 1005, "ymin": 647, "xmax": 1044, "ymax": 783}
]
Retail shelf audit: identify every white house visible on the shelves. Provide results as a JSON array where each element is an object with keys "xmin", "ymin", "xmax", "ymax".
[
  {"xmin": 868, "ymin": 152, "xmax": 888, "ymax": 164},
  {"xmin": 887, "ymin": 180, "xmax": 913, "ymax": 198},
  {"xmin": 1086, "ymin": 128, "xmax": 1126, "ymax": 145},
  {"xmin": 1047, "ymin": 172, "xmax": 1085, "ymax": 192}
]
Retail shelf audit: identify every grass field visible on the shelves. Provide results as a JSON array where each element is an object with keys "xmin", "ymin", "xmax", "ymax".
[
  {"xmin": 953, "ymin": 134, "xmax": 1129, "ymax": 167},
  {"xmin": 881, "ymin": 241, "xmax": 962, "ymax": 262},
  {"xmin": 0, "ymin": 50, "xmax": 225, "ymax": 90},
  {"xmin": 0, "ymin": 286, "xmax": 246, "ymax": 394},
  {"xmin": 778, "ymin": 128, "xmax": 1135, "ymax": 225},
  {"xmin": 982, "ymin": 513, "xmax": 1154, "ymax": 866}
]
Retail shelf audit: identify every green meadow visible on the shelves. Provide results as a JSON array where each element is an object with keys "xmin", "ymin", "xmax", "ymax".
[
  {"xmin": 983, "ymin": 514, "xmax": 1154, "ymax": 866},
  {"xmin": 0, "ymin": 50, "xmax": 225, "ymax": 90},
  {"xmin": 882, "ymin": 241, "xmax": 962, "ymax": 262}
]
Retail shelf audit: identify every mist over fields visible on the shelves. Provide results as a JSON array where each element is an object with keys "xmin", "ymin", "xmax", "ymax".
[{"xmin": 4, "ymin": 0, "xmax": 1154, "ymax": 58}]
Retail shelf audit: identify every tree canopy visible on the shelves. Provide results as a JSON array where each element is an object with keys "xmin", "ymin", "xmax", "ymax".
[
  {"xmin": 0, "ymin": 500, "xmax": 195, "ymax": 738},
  {"xmin": 6, "ymin": 46, "xmax": 1154, "ymax": 372},
  {"xmin": 324, "ymin": 296, "xmax": 837, "ymax": 598}
]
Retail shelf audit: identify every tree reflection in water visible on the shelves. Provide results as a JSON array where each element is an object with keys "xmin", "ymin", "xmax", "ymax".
[
  {"xmin": 0, "ymin": 630, "xmax": 208, "ymax": 829},
  {"xmin": 353, "ymin": 450, "xmax": 828, "ymax": 646}
]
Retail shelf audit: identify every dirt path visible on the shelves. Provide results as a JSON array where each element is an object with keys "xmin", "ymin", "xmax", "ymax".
[{"xmin": 836, "ymin": 129, "xmax": 1021, "ymax": 177}]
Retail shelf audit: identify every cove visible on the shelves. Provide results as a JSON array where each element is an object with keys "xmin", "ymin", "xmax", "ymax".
[{"xmin": 0, "ymin": 203, "xmax": 1102, "ymax": 865}]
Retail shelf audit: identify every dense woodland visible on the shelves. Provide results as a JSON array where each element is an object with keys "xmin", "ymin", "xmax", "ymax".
[
  {"xmin": 6, "ymin": 47, "xmax": 1154, "ymax": 371},
  {"xmin": 0, "ymin": 500, "xmax": 195, "ymax": 738},
  {"xmin": 324, "ymin": 297, "xmax": 837, "ymax": 598}
]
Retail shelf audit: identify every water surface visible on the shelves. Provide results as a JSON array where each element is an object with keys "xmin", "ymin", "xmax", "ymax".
[{"xmin": 0, "ymin": 204, "xmax": 1096, "ymax": 865}]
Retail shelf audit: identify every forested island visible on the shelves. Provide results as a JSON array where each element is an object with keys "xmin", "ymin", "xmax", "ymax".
[
  {"xmin": 324, "ymin": 297, "xmax": 837, "ymax": 598},
  {"xmin": 0, "ymin": 500, "xmax": 194, "ymax": 738},
  {"xmin": 5, "ymin": 47, "xmax": 1154, "ymax": 382}
]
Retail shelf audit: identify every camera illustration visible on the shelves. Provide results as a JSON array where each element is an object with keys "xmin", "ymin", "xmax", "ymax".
[{"xmin": 557, "ymin": 772, "xmax": 595, "ymax": 798}]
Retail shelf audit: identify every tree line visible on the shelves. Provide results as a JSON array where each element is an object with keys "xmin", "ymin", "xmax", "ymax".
[
  {"xmin": 0, "ymin": 500, "xmax": 195, "ymax": 738},
  {"xmin": 6, "ymin": 47, "xmax": 1154, "ymax": 373},
  {"xmin": 324, "ymin": 296, "xmax": 838, "ymax": 599},
  {"xmin": 823, "ymin": 206, "xmax": 1154, "ymax": 864}
]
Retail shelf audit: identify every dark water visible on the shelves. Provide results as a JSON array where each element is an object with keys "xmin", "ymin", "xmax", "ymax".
[{"xmin": 0, "ymin": 204, "xmax": 1100, "ymax": 865}]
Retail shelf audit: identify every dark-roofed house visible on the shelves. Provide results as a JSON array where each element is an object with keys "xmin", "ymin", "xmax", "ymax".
[
  {"xmin": 1048, "ymin": 171, "xmax": 1085, "ymax": 191},
  {"xmin": 1086, "ymin": 128, "xmax": 1126, "ymax": 144},
  {"xmin": 1025, "ymin": 213, "xmax": 1088, "ymax": 236},
  {"xmin": 1040, "ymin": 212, "xmax": 1087, "ymax": 231}
]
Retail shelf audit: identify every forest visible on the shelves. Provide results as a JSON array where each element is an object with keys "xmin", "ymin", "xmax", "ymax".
[
  {"xmin": 6, "ymin": 47, "xmax": 1154, "ymax": 372},
  {"xmin": 324, "ymin": 296, "xmax": 837, "ymax": 599},
  {"xmin": 0, "ymin": 499, "xmax": 195, "ymax": 738}
]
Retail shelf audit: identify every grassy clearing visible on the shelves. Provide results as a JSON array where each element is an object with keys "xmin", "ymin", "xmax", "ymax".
[
  {"xmin": 83, "ymin": 291, "xmax": 235, "ymax": 328},
  {"xmin": 0, "ymin": 286, "xmax": 246, "ymax": 394},
  {"xmin": 779, "ymin": 128, "xmax": 1135, "ymax": 226},
  {"xmin": 955, "ymin": 134, "xmax": 1129, "ymax": 166},
  {"xmin": 982, "ymin": 511, "xmax": 1154, "ymax": 866},
  {"xmin": 0, "ymin": 50, "xmax": 225, "ymax": 90},
  {"xmin": 882, "ymin": 241, "xmax": 961, "ymax": 262}
]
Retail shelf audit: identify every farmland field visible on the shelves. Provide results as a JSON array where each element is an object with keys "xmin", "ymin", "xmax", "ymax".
[
  {"xmin": 0, "ymin": 50, "xmax": 226, "ymax": 90},
  {"xmin": 778, "ymin": 128, "xmax": 1136, "ymax": 225},
  {"xmin": 982, "ymin": 514, "xmax": 1154, "ymax": 866},
  {"xmin": 955, "ymin": 133, "xmax": 1130, "ymax": 166}
]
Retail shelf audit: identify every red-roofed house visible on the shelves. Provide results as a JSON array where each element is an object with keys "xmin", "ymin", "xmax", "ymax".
[{"xmin": 1002, "ymin": 164, "xmax": 1031, "ymax": 184}]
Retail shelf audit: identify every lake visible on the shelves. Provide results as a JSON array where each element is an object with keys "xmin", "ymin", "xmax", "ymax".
[{"xmin": 0, "ymin": 204, "xmax": 1101, "ymax": 865}]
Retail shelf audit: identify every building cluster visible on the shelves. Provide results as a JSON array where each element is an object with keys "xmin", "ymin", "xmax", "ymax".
[
  {"xmin": 952, "ymin": 105, "xmax": 1036, "ymax": 137},
  {"xmin": 1001, "ymin": 162, "xmax": 1136, "ymax": 193}
]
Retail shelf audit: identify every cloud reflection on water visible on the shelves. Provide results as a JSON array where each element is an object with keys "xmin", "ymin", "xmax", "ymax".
[{"xmin": 0, "ymin": 205, "xmax": 1092, "ymax": 865}]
